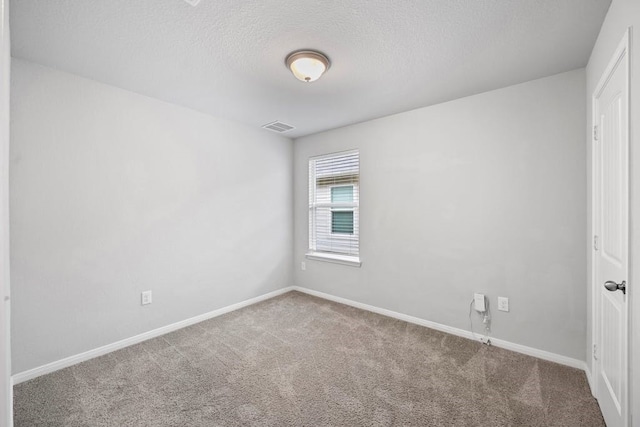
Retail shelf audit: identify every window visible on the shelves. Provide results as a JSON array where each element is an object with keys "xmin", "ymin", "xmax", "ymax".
[
  {"xmin": 308, "ymin": 150, "xmax": 360, "ymax": 266},
  {"xmin": 331, "ymin": 186, "xmax": 354, "ymax": 234}
]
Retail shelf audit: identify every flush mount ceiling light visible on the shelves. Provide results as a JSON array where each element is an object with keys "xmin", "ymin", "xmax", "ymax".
[{"xmin": 285, "ymin": 50, "xmax": 330, "ymax": 83}]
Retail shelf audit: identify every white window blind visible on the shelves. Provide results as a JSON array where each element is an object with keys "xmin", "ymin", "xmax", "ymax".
[{"xmin": 309, "ymin": 150, "xmax": 359, "ymax": 258}]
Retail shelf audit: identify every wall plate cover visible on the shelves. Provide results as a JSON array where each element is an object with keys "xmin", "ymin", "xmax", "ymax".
[
  {"xmin": 498, "ymin": 296, "xmax": 509, "ymax": 312},
  {"xmin": 141, "ymin": 290, "xmax": 152, "ymax": 305}
]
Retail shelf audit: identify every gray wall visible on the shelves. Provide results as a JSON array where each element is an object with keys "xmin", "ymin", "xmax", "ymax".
[
  {"xmin": 585, "ymin": 0, "xmax": 640, "ymax": 417},
  {"xmin": 10, "ymin": 59, "xmax": 293, "ymax": 374},
  {"xmin": 294, "ymin": 69, "xmax": 587, "ymax": 360},
  {"xmin": 0, "ymin": 0, "xmax": 11, "ymax": 424}
]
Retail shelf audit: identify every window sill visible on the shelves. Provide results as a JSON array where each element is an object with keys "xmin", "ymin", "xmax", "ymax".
[{"xmin": 305, "ymin": 252, "xmax": 361, "ymax": 267}]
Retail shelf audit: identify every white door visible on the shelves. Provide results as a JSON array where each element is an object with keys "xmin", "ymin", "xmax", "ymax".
[{"xmin": 592, "ymin": 30, "xmax": 629, "ymax": 427}]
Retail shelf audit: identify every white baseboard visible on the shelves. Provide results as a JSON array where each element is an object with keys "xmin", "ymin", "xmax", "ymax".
[
  {"xmin": 12, "ymin": 287, "xmax": 294, "ymax": 385},
  {"xmin": 7, "ymin": 376, "xmax": 13, "ymax": 427},
  {"xmin": 13, "ymin": 285, "xmax": 590, "ymax": 385},
  {"xmin": 584, "ymin": 365, "xmax": 596, "ymax": 396},
  {"xmin": 291, "ymin": 286, "xmax": 588, "ymax": 371}
]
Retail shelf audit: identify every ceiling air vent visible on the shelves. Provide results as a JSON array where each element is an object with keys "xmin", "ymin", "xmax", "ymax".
[{"xmin": 262, "ymin": 121, "xmax": 295, "ymax": 133}]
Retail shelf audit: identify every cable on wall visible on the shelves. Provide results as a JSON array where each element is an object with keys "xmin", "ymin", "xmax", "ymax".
[{"xmin": 468, "ymin": 297, "xmax": 492, "ymax": 346}]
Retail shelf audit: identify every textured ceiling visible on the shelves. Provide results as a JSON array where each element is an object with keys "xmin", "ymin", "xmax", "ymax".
[{"xmin": 10, "ymin": 0, "xmax": 610, "ymax": 138}]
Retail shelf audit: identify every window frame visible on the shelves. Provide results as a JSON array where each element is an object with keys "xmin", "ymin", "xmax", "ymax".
[{"xmin": 307, "ymin": 150, "xmax": 361, "ymax": 267}]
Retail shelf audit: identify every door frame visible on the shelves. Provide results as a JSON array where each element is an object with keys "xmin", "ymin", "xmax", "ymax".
[
  {"xmin": 0, "ymin": 0, "xmax": 10, "ymax": 425},
  {"xmin": 590, "ymin": 27, "xmax": 631, "ymax": 425}
]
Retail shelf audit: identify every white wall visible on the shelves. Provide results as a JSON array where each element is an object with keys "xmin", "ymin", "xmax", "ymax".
[
  {"xmin": 585, "ymin": 0, "xmax": 640, "ymax": 420},
  {"xmin": 0, "ymin": 0, "xmax": 11, "ymax": 424},
  {"xmin": 294, "ymin": 69, "xmax": 587, "ymax": 360},
  {"xmin": 10, "ymin": 59, "xmax": 293, "ymax": 374}
]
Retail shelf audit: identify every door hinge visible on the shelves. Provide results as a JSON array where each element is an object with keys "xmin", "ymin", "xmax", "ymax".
[
  {"xmin": 594, "ymin": 235, "xmax": 599, "ymax": 251},
  {"xmin": 593, "ymin": 125, "xmax": 598, "ymax": 141},
  {"xmin": 593, "ymin": 344, "xmax": 598, "ymax": 361}
]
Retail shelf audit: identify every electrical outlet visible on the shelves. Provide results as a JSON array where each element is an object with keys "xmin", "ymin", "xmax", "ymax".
[
  {"xmin": 301, "ymin": 262, "xmax": 306, "ymax": 271},
  {"xmin": 498, "ymin": 296, "xmax": 509, "ymax": 312},
  {"xmin": 141, "ymin": 290, "xmax": 152, "ymax": 306}
]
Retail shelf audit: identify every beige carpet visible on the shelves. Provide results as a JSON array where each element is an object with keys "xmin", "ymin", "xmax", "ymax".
[{"xmin": 14, "ymin": 291, "xmax": 604, "ymax": 426}]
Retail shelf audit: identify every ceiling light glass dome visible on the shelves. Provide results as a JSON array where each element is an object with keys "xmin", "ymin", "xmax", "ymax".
[{"xmin": 286, "ymin": 50, "xmax": 330, "ymax": 83}]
